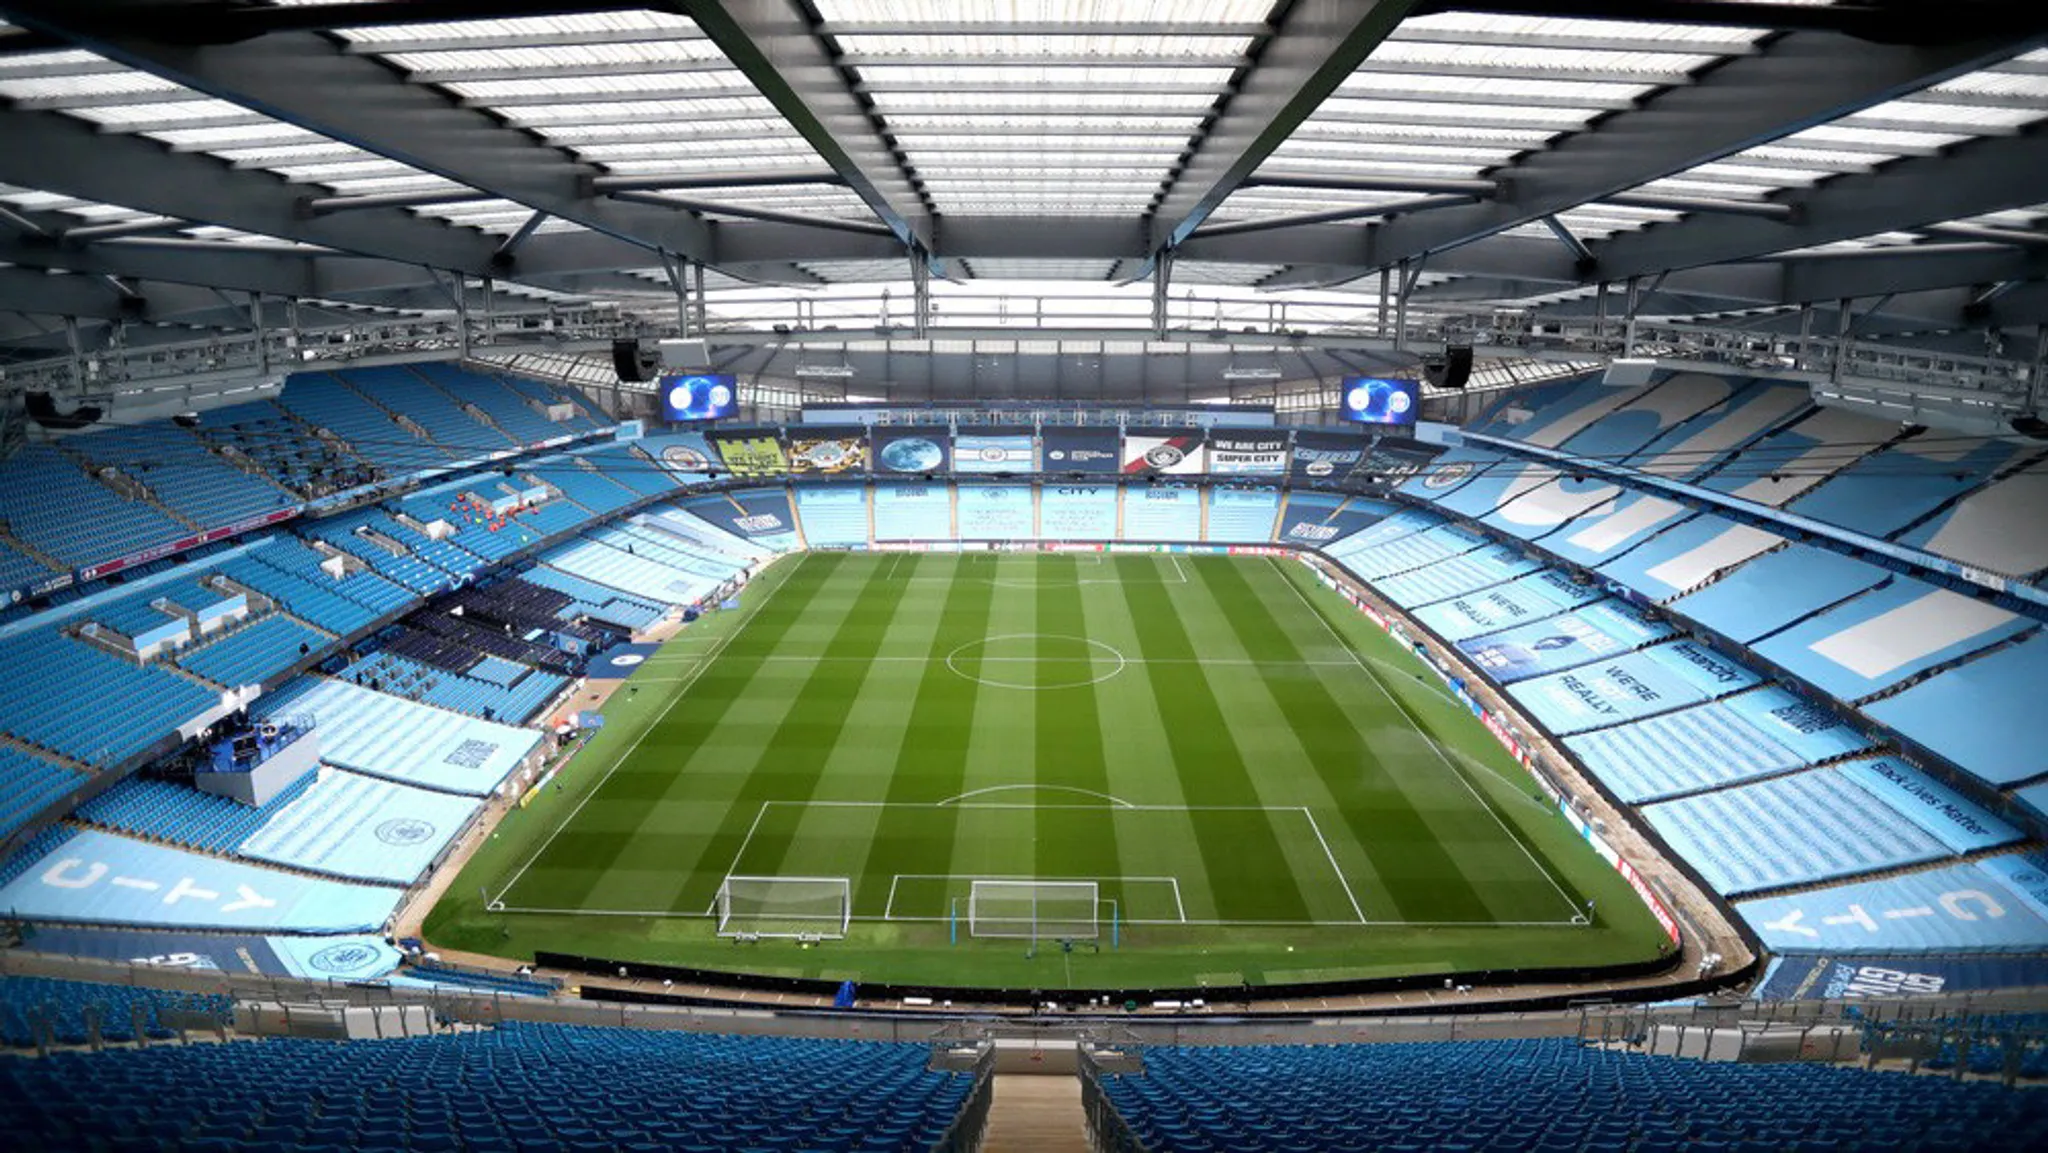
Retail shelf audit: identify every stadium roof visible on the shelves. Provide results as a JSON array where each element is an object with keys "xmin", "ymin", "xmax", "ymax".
[{"xmin": 0, "ymin": 0, "xmax": 2041, "ymax": 387}]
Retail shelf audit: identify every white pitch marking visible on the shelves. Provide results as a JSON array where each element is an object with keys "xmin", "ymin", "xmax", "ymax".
[
  {"xmin": 938, "ymin": 783, "xmax": 1137, "ymax": 808},
  {"xmin": 1301, "ymin": 807, "xmax": 1369, "ymax": 925}
]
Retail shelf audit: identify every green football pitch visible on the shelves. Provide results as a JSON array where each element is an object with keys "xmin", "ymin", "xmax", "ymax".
[{"xmin": 427, "ymin": 551, "xmax": 1671, "ymax": 991}]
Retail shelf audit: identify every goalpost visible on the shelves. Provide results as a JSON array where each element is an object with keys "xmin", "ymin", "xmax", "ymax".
[
  {"xmin": 968, "ymin": 880, "xmax": 1099, "ymax": 942},
  {"xmin": 716, "ymin": 876, "xmax": 851, "ymax": 939}
]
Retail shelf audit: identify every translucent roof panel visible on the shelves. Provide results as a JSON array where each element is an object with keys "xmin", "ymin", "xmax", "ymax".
[
  {"xmin": 965, "ymin": 259, "xmax": 1119, "ymax": 280},
  {"xmin": 333, "ymin": 11, "xmax": 701, "ymax": 48},
  {"xmin": 811, "ymin": 1, "xmax": 1276, "ymax": 22}
]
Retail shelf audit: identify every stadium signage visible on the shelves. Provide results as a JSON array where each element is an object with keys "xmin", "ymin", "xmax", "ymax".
[{"xmin": 79, "ymin": 506, "xmax": 300, "ymax": 583}]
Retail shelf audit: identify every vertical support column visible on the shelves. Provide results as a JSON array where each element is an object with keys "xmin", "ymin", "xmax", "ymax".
[
  {"xmin": 251, "ymin": 291, "xmax": 269, "ymax": 375},
  {"xmin": 1832, "ymin": 297, "xmax": 1853, "ymax": 384},
  {"xmin": 1376, "ymin": 266, "xmax": 1391, "ymax": 338},
  {"xmin": 1393, "ymin": 259, "xmax": 1412, "ymax": 353},
  {"xmin": 692, "ymin": 260, "xmax": 708, "ymax": 334},
  {"xmin": 1622, "ymin": 275, "xmax": 1642, "ymax": 357},
  {"xmin": 1796, "ymin": 305, "xmax": 1815, "ymax": 372},
  {"xmin": 452, "ymin": 274, "xmax": 471, "ymax": 359},
  {"xmin": 659, "ymin": 250, "xmax": 688, "ymax": 338},
  {"xmin": 1151, "ymin": 247, "xmax": 1174, "ymax": 341},
  {"xmin": 481, "ymin": 275, "xmax": 496, "ymax": 343},
  {"xmin": 912, "ymin": 246, "xmax": 931, "ymax": 340}
]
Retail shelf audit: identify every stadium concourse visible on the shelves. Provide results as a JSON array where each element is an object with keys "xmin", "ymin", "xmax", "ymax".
[{"xmin": 1, "ymin": 0, "xmax": 2047, "ymax": 1149}]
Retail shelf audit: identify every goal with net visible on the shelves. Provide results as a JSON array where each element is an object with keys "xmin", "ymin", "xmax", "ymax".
[
  {"xmin": 967, "ymin": 880, "xmax": 1099, "ymax": 941},
  {"xmin": 716, "ymin": 876, "xmax": 851, "ymax": 939}
]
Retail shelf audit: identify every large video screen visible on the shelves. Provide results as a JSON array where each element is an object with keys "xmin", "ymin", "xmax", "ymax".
[
  {"xmin": 659, "ymin": 373, "xmax": 739, "ymax": 422},
  {"xmin": 1338, "ymin": 376, "xmax": 1419, "ymax": 427}
]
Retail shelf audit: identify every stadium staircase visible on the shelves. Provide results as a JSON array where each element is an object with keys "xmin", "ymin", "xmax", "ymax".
[{"xmin": 982, "ymin": 1075, "xmax": 1089, "ymax": 1153}]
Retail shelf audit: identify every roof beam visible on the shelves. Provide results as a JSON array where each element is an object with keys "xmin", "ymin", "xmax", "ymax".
[
  {"xmin": 1356, "ymin": 30, "xmax": 2041, "ymax": 276},
  {"xmin": 2, "ymin": 5, "xmax": 724, "ymax": 264},
  {"xmin": 676, "ymin": 0, "xmax": 931, "ymax": 257},
  {"xmin": 0, "ymin": 104, "xmax": 500, "ymax": 272},
  {"xmin": 1149, "ymin": 0, "xmax": 1420, "ymax": 254},
  {"xmin": 1595, "ymin": 128, "xmax": 2048, "ymax": 279}
]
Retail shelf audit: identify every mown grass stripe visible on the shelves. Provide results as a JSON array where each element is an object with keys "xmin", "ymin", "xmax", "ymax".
[
  {"xmin": 1032, "ymin": 557, "xmax": 1120, "ymax": 908},
  {"xmin": 516, "ymin": 553, "xmax": 838, "ymax": 911},
  {"xmin": 852, "ymin": 554, "xmax": 1000, "ymax": 915},
  {"xmin": 1119, "ymin": 556, "xmax": 1312, "ymax": 923},
  {"xmin": 1197, "ymin": 556, "xmax": 1496, "ymax": 922},
  {"xmin": 710, "ymin": 554, "xmax": 924, "ymax": 894}
]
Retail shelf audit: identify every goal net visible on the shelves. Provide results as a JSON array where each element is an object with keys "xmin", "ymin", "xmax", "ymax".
[
  {"xmin": 716, "ymin": 876, "xmax": 851, "ymax": 939},
  {"xmin": 968, "ymin": 880, "xmax": 1099, "ymax": 941}
]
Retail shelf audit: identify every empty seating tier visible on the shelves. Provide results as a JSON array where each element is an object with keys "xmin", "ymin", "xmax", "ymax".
[
  {"xmin": 1098, "ymin": 1037, "xmax": 2048, "ymax": 1152},
  {"xmin": 0, "ymin": 1021, "xmax": 975, "ymax": 1153}
]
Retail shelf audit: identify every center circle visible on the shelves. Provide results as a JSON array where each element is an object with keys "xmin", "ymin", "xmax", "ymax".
[{"xmin": 945, "ymin": 633, "xmax": 1127, "ymax": 691}]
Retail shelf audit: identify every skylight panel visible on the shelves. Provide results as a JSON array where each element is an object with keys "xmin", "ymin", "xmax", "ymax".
[
  {"xmin": 870, "ymin": 90, "xmax": 1217, "ymax": 113},
  {"xmin": 1631, "ymin": 176, "xmax": 1779, "ymax": 199},
  {"xmin": 1392, "ymin": 11, "xmax": 1769, "ymax": 46},
  {"xmin": 497, "ymin": 97, "xmax": 778, "ymax": 122},
  {"xmin": 599, "ymin": 153, "xmax": 841, "ymax": 175},
  {"xmin": 832, "ymin": 33, "xmax": 1255, "ymax": 57},
  {"xmin": 69, "ymin": 99, "xmax": 265, "ymax": 129},
  {"xmin": 575, "ymin": 138, "xmax": 816, "ymax": 162},
  {"xmin": 1336, "ymin": 72, "xmax": 1651, "ymax": 105},
  {"xmin": 0, "ymin": 69, "xmax": 185, "ymax": 102},
  {"xmin": 1266, "ymin": 140, "xmax": 1517, "ymax": 167},
  {"xmin": 1312, "ymin": 97, "xmax": 1603, "ymax": 128},
  {"xmin": 810, "ymin": 0, "xmax": 1275, "ymax": 22},
  {"xmin": 882, "ymin": 113, "xmax": 1206, "ymax": 133},
  {"xmin": 1366, "ymin": 41, "xmax": 1718, "ymax": 80},
  {"xmin": 964, "ymin": 259, "xmax": 1118, "ymax": 280},
  {"xmin": 1680, "ymin": 161, "xmax": 1833, "ymax": 187},
  {"xmin": 535, "ymin": 118, "xmax": 795, "ymax": 142},
  {"xmin": 446, "ymin": 71, "xmax": 743, "ymax": 100},
  {"xmin": 143, "ymin": 123, "xmax": 322, "ymax": 149},
  {"xmin": 857, "ymin": 64, "xmax": 1237, "ymax": 88},
  {"xmin": 316, "ymin": 174, "xmax": 468, "ymax": 195},
  {"xmin": 1857, "ymin": 96, "xmax": 2045, "ymax": 131},
  {"xmin": 1254, "ymin": 156, "xmax": 1492, "ymax": 179},
  {"xmin": 335, "ymin": 11, "xmax": 698, "ymax": 45},
  {"xmin": 385, "ymin": 40, "xmax": 728, "ymax": 76}
]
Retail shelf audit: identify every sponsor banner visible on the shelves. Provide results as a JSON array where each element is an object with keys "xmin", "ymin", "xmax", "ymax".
[
  {"xmin": 1756, "ymin": 953, "xmax": 2048, "ymax": 1001},
  {"xmin": 1457, "ymin": 600, "xmax": 1675, "ymax": 684},
  {"xmin": 1039, "ymin": 427, "xmax": 1121, "ymax": 475},
  {"xmin": 647, "ymin": 432, "xmax": 718, "ymax": 474},
  {"xmin": 709, "ymin": 431, "xmax": 789, "ymax": 477},
  {"xmin": 1122, "ymin": 431, "xmax": 1207, "ymax": 475},
  {"xmin": 1837, "ymin": 757, "xmax": 2022, "ymax": 855},
  {"xmin": 1738, "ymin": 862, "xmax": 2048, "ymax": 954},
  {"xmin": 871, "ymin": 426, "xmax": 951, "ymax": 474},
  {"xmin": 786, "ymin": 427, "xmax": 868, "ymax": 475},
  {"xmin": 1509, "ymin": 649, "xmax": 1712, "ymax": 735},
  {"xmin": 79, "ymin": 507, "xmax": 301, "ymax": 583},
  {"xmin": 1978, "ymin": 852, "xmax": 2048, "ymax": 924},
  {"xmin": 0, "ymin": 829, "xmax": 401, "ymax": 933},
  {"xmin": 1290, "ymin": 430, "xmax": 1367, "ymax": 481},
  {"xmin": 20, "ymin": 926, "xmax": 403, "ymax": 982},
  {"xmin": 1361, "ymin": 437, "xmax": 1444, "ymax": 486},
  {"xmin": 956, "ymin": 485, "xmax": 1034, "ymax": 540},
  {"xmin": 590, "ymin": 643, "xmax": 660, "ymax": 678},
  {"xmin": 951, "ymin": 431, "xmax": 1035, "ymax": 474},
  {"xmin": 1206, "ymin": 430, "xmax": 1288, "ymax": 476}
]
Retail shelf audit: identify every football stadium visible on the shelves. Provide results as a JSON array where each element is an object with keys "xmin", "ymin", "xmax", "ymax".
[{"xmin": 0, "ymin": 1, "xmax": 2046, "ymax": 1149}]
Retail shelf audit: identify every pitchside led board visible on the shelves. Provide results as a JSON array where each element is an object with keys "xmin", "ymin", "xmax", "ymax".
[
  {"xmin": 659, "ymin": 373, "xmax": 739, "ymax": 422},
  {"xmin": 1339, "ymin": 376, "xmax": 1420, "ymax": 427}
]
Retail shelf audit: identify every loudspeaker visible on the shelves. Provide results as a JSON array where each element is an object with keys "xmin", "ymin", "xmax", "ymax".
[
  {"xmin": 611, "ymin": 338, "xmax": 661, "ymax": 382},
  {"xmin": 24, "ymin": 391, "xmax": 103, "ymax": 431},
  {"xmin": 659, "ymin": 337, "xmax": 711, "ymax": 369},
  {"xmin": 1602, "ymin": 358, "xmax": 1659, "ymax": 388},
  {"xmin": 1422, "ymin": 345, "xmax": 1472, "ymax": 391}
]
